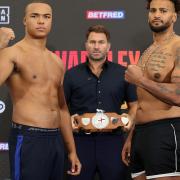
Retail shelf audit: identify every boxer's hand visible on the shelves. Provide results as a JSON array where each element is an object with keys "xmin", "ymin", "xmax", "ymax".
[
  {"xmin": 67, "ymin": 152, "xmax": 82, "ymax": 175},
  {"xmin": 0, "ymin": 27, "xmax": 15, "ymax": 49},
  {"xmin": 122, "ymin": 136, "xmax": 131, "ymax": 166},
  {"xmin": 125, "ymin": 65, "xmax": 144, "ymax": 86},
  {"xmin": 71, "ymin": 114, "xmax": 79, "ymax": 130}
]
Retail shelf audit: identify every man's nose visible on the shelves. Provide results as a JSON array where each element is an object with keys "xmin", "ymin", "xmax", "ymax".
[
  {"xmin": 37, "ymin": 16, "xmax": 44, "ymax": 24},
  {"xmin": 94, "ymin": 42, "xmax": 100, "ymax": 49},
  {"xmin": 154, "ymin": 11, "xmax": 161, "ymax": 18}
]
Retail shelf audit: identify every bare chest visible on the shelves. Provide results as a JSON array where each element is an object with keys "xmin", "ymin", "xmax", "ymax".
[
  {"xmin": 13, "ymin": 53, "xmax": 62, "ymax": 86},
  {"xmin": 139, "ymin": 45, "xmax": 175, "ymax": 82}
]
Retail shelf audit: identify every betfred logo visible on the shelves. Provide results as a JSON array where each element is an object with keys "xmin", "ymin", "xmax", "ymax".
[
  {"xmin": 0, "ymin": 143, "xmax": 9, "ymax": 151},
  {"xmin": 86, "ymin": 10, "xmax": 125, "ymax": 19},
  {"xmin": 0, "ymin": 6, "xmax": 10, "ymax": 24}
]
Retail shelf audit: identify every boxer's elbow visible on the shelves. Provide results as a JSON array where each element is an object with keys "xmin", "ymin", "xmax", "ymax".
[{"xmin": 171, "ymin": 96, "xmax": 180, "ymax": 107}]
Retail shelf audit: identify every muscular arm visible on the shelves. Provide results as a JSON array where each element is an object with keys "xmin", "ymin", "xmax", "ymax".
[
  {"xmin": 58, "ymin": 84, "xmax": 76, "ymax": 154},
  {"xmin": 125, "ymin": 46, "xmax": 180, "ymax": 106},
  {"xmin": 56, "ymin": 57, "xmax": 76, "ymax": 154},
  {"xmin": 0, "ymin": 27, "xmax": 15, "ymax": 49},
  {"xmin": 127, "ymin": 101, "xmax": 137, "ymax": 121},
  {"xmin": 0, "ymin": 27, "xmax": 15, "ymax": 86},
  {"xmin": 58, "ymin": 72, "xmax": 81, "ymax": 174},
  {"xmin": 140, "ymin": 47, "xmax": 180, "ymax": 106},
  {"xmin": 121, "ymin": 123, "xmax": 135, "ymax": 166},
  {"xmin": 0, "ymin": 48, "xmax": 15, "ymax": 86},
  {"xmin": 122, "ymin": 101, "xmax": 137, "ymax": 131}
]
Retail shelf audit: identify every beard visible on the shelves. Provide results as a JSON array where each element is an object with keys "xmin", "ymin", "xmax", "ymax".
[
  {"xmin": 88, "ymin": 53, "xmax": 106, "ymax": 62},
  {"xmin": 149, "ymin": 20, "xmax": 171, "ymax": 33}
]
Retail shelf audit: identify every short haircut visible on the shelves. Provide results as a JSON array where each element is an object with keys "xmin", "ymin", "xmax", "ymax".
[
  {"xmin": 86, "ymin": 25, "xmax": 110, "ymax": 42},
  {"xmin": 24, "ymin": 0, "xmax": 52, "ymax": 15},
  {"xmin": 146, "ymin": 0, "xmax": 180, "ymax": 15}
]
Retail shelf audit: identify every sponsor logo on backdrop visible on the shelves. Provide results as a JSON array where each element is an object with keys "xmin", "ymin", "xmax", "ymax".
[
  {"xmin": 86, "ymin": 10, "xmax": 125, "ymax": 20},
  {"xmin": 0, "ymin": 143, "xmax": 9, "ymax": 151},
  {"xmin": 0, "ymin": 6, "xmax": 10, "ymax": 24},
  {"xmin": 0, "ymin": 100, "xmax": 6, "ymax": 113}
]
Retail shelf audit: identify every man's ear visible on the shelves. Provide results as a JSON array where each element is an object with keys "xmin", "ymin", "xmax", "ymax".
[
  {"xmin": 23, "ymin": 17, "xmax": 26, "ymax": 26},
  {"xmin": 172, "ymin": 12, "xmax": 177, "ymax": 23},
  {"xmin": 107, "ymin": 42, "xmax": 111, "ymax": 51}
]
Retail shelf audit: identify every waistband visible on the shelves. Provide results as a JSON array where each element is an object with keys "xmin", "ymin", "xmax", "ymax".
[
  {"xmin": 11, "ymin": 122, "xmax": 60, "ymax": 135},
  {"xmin": 73, "ymin": 128, "xmax": 123, "ymax": 136},
  {"xmin": 135, "ymin": 117, "xmax": 180, "ymax": 130}
]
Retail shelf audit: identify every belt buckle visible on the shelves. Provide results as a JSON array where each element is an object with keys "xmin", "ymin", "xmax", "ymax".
[{"xmin": 91, "ymin": 109, "xmax": 109, "ymax": 129}]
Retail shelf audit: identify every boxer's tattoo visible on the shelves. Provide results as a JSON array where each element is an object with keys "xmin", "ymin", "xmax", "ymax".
[
  {"xmin": 172, "ymin": 48, "xmax": 180, "ymax": 95},
  {"xmin": 176, "ymin": 89, "xmax": 180, "ymax": 95},
  {"xmin": 175, "ymin": 47, "xmax": 180, "ymax": 69},
  {"xmin": 176, "ymin": 83, "xmax": 180, "ymax": 95},
  {"xmin": 148, "ymin": 50, "xmax": 172, "ymax": 72},
  {"xmin": 158, "ymin": 81, "xmax": 180, "ymax": 96},
  {"xmin": 171, "ymin": 76, "xmax": 180, "ymax": 82},
  {"xmin": 157, "ymin": 84, "xmax": 173, "ymax": 93},
  {"xmin": 149, "ymin": 63, "xmax": 165, "ymax": 69},
  {"xmin": 150, "ymin": 68, "xmax": 159, "ymax": 72},
  {"xmin": 151, "ymin": 59, "xmax": 166, "ymax": 64}
]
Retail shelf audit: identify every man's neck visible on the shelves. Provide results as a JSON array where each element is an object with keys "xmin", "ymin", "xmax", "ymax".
[
  {"xmin": 153, "ymin": 28, "xmax": 175, "ymax": 45},
  {"xmin": 23, "ymin": 35, "xmax": 47, "ymax": 50},
  {"xmin": 88, "ymin": 58, "xmax": 106, "ymax": 77},
  {"xmin": 88, "ymin": 58, "xmax": 106, "ymax": 70}
]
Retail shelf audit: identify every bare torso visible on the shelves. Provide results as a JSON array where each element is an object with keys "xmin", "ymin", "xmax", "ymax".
[
  {"xmin": 136, "ymin": 35, "xmax": 180, "ymax": 123},
  {"xmin": 6, "ymin": 40, "xmax": 63, "ymax": 128}
]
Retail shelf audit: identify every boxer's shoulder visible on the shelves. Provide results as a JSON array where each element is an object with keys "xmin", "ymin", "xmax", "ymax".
[
  {"xmin": 49, "ymin": 50, "xmax": 65, "ymax": 71},
  {"xmin": 0, "ymin": 44, "xmax": 19, "ymax": 63},
  {"xmin": 171, "ymin": 35, "xmax": 180, "ymax": 49}
]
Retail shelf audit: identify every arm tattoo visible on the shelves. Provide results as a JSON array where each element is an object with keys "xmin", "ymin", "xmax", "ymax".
[
  {"xmin": 156, "ymin": 83, "xmax": 180, "ymax": 96},
  {"xmin": 176, "ymin": 83, "xmax": 180, "ymax": 96},
  {"xmin": 175, "ymin": 47, "xmax": 180, "ymax": 69},
  {"xmin": 171, "ymin": 76, "xmax": 180, "ymax": 82},
  {"xmin": 156, "ymin": 84, "xmax": 174, "ymax": 93}
]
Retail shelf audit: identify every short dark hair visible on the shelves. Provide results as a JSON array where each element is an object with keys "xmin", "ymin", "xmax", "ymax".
[
  {"xmin": 86, "ymin": 25, "xmax": 110, "ymax": 41},
  {"xmin": 24, "ymin": 0, "xmax": 52, "ymax": 15},
  {"xmin": 146, "ymin": 0, "xmax": 180, "ymax": 14}
]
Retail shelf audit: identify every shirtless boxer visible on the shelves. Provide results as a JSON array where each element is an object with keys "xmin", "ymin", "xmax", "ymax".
[
  {"xmin": 122, "ymin": 0, "xmax": 180, "ymax": 179},
  {"xmin": 0, "ymin": 1, "xmax": 81, "ymax": 180}
]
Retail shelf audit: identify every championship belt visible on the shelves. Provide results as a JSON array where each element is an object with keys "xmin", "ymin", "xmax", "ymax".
[{"xmin": 73, "ymin": 109, "xmax": 129, "ymax": 132}]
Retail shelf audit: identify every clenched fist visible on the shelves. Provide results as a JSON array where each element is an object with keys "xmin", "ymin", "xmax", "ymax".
[
  {"xmin": 125, "ymin": 65, "xmax": 144, "ymax": 87},
  {"xmin": 0, "ymin": 27, "xmax": 15, "ymax": 49}
]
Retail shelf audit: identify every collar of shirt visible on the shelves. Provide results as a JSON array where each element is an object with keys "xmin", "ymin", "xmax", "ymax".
[{"xmin": 85, "ymin": 58, "xmax": 109, "ymax": 73}]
